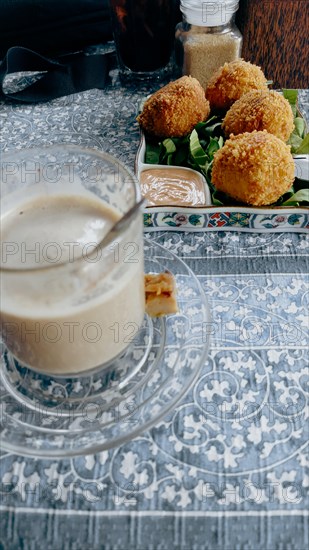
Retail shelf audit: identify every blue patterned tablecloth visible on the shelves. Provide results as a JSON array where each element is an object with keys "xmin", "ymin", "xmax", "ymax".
[{"xmin": 0, "ymin": 65, "xmax": 308, "ymax": 550}]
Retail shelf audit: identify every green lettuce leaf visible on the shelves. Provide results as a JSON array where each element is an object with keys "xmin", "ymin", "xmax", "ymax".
[
  {"xmin": 294, "ymin": 134, "xmax": 309, "ymax": 154},
  {"xmin": 162, "ymin": 139, "xmax": 176, "ymax": 154},
  {"xmin": 284, "ymin": 90, "xmax": 309, "ymax": 153},
  {"xmin": 145, "ymin": 143, "xmax": 161, "ymax": 164},
  {"xmin": 189, "ymin": 129, "xmax": 208, "ymax": 169},
  {"xmin": 281, "ymin": 188, "xmax": 309, "ymax": 206},
  {"xmin": 282, "ymin": 89, "xmax": 298, "ymax": 117},
  {"xmin": 288, "ymin": 133, "xmax": 304, "ymax": 153},
  {"xmin": 294, "ymin": 117, "xmax": 306, "ymax": 137}
]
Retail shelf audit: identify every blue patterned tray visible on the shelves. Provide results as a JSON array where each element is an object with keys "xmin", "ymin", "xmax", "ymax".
[{"xmin": 136, "ymin": 133, "xmax": 309, "ymax": 233}]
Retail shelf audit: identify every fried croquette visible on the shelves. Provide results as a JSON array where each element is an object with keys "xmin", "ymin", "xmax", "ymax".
[
  {"xmin": 137, "ymin": 76, "xmax": 210, "ymax": 138},
  {"xmin": 205, "ymin": 59, "xmax": 268, "ymax": 112},
  {"xmin": 211, "ymin": 131, "xmax": 295, "ymax": 206},
  {"xmin": 223, "ymin": 90, "xmax": 294, "ymax": 142}
]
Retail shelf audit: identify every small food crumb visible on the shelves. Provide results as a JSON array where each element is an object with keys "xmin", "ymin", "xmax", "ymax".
[{"xmin": 145, "ymin": 272, "xmax": 178, "ymax": 317}]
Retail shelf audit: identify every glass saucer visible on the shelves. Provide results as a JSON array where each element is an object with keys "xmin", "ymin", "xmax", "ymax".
[{"xmin": 0, "ymin": 239, "xmax": 210, "ymax": 457}]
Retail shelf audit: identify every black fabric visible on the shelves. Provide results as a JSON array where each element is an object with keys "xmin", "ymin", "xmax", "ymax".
[
  {"xmin": 0, "ymin": 46, "xmax": 117, "ymax": 103},
  {"xmin": 0, "ymin": 0, "xmax": 113, "ymax": 57},
  {"xmin": 0, "ymin": 0, "xmax": 182, "ymax": 103}
]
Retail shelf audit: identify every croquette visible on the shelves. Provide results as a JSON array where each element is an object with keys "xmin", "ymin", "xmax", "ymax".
[
  {"xmin": 223, "ymin": 90, "xmax": 294, "ymax": 142},
  {"xmin": 211, "ymin": 131, "xmax": 295, "ymax": 206},
  {"xmin": 205, "ymin": 59, "xmax": 268, "ymax": 112},
  {"xmin": 137, "ymin": 76, "xmax": 210, "ymax": 138}
]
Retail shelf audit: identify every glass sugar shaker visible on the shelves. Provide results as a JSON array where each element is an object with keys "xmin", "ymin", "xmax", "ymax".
[{"xmin": 175, "ymin": 0, "xmax": 243, "ymax": 89}]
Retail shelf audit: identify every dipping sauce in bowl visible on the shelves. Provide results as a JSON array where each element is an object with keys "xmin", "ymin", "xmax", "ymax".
[{"xmin": 140, "ymin": 167, "xmax": 209, "ymax": 207}]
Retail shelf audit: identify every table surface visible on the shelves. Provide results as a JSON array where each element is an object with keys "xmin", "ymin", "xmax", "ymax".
[{"xmin": 0, "ymin": 66, "xmax": 308, "ymax": 550}]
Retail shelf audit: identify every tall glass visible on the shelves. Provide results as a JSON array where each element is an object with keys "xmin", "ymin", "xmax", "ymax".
[
  {"xmin": 109, "ymin": 0, "xmax": 177, "ymax": 81},
  {"xmin": 0, "ymin": 146, "xmax": 145, "ymax": 376}
]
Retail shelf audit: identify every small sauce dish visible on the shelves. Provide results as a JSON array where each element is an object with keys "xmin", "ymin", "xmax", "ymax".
[
  {"xmin": 135, "ymin": 131, "xmax": 212, "ymax": 208},
  {"xmin": 139, "ymin": 165, "xmax": 211, "ymax": 207}
]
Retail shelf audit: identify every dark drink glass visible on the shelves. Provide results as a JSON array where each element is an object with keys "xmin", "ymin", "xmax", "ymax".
[{"xmin": 109, "ymin": 0, "xmax": 176, "ymax": 80}]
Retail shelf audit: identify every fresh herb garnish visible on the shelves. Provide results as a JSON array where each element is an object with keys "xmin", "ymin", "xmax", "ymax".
[
  {"xmin": 280, "ymin": 188, "xmax": 309, "ymax": 206},
  {"xmin": 145, "ymin": 115, "xmax": 225, "ymax": 185},
  {"xmin": 293, "ymin": 133, "xmax": 309, "ymax": 155},
  {"xmin": 283, "ymin": 89, "xmax": 309, "ymax": 154}
]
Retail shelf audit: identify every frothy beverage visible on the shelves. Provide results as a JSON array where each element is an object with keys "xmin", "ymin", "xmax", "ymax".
[{"xmin": 0, "ymin": 188, "xmax": 145, "ymax": 375}]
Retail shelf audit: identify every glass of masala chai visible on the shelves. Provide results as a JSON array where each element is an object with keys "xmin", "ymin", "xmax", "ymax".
[{"xmin": 0, "ymin": 146, "xmax": 145, "ymax": 376}]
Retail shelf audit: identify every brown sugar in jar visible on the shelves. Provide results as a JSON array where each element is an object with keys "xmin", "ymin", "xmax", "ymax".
[{"xmin": 175, "ymin": 1, "xmax": 242, "ymax": 89}]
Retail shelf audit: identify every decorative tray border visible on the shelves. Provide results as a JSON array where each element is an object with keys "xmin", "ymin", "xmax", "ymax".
[
  {"xmin": 136, "ymin": 132, "xmax": 309, "ymax": 233},
  {"xmin": 143, "ymin": 206, "xmax": 308, "ymax": 232}
]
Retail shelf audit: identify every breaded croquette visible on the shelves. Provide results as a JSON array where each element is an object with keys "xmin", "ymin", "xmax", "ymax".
[
  {"xmin": 211, "ymin": 131, "xmax": 295, "ymax": 206},
  {"xmin": 205, "ymin": 59, "xmax": 268, "ymax": 112},
  {"xmin": 137, "ymin": 76, "xmax": 210, "ymax": 138},
  {"xmin": 223, "ymin": 90, "xmax": 294, "ymax": 142}
]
